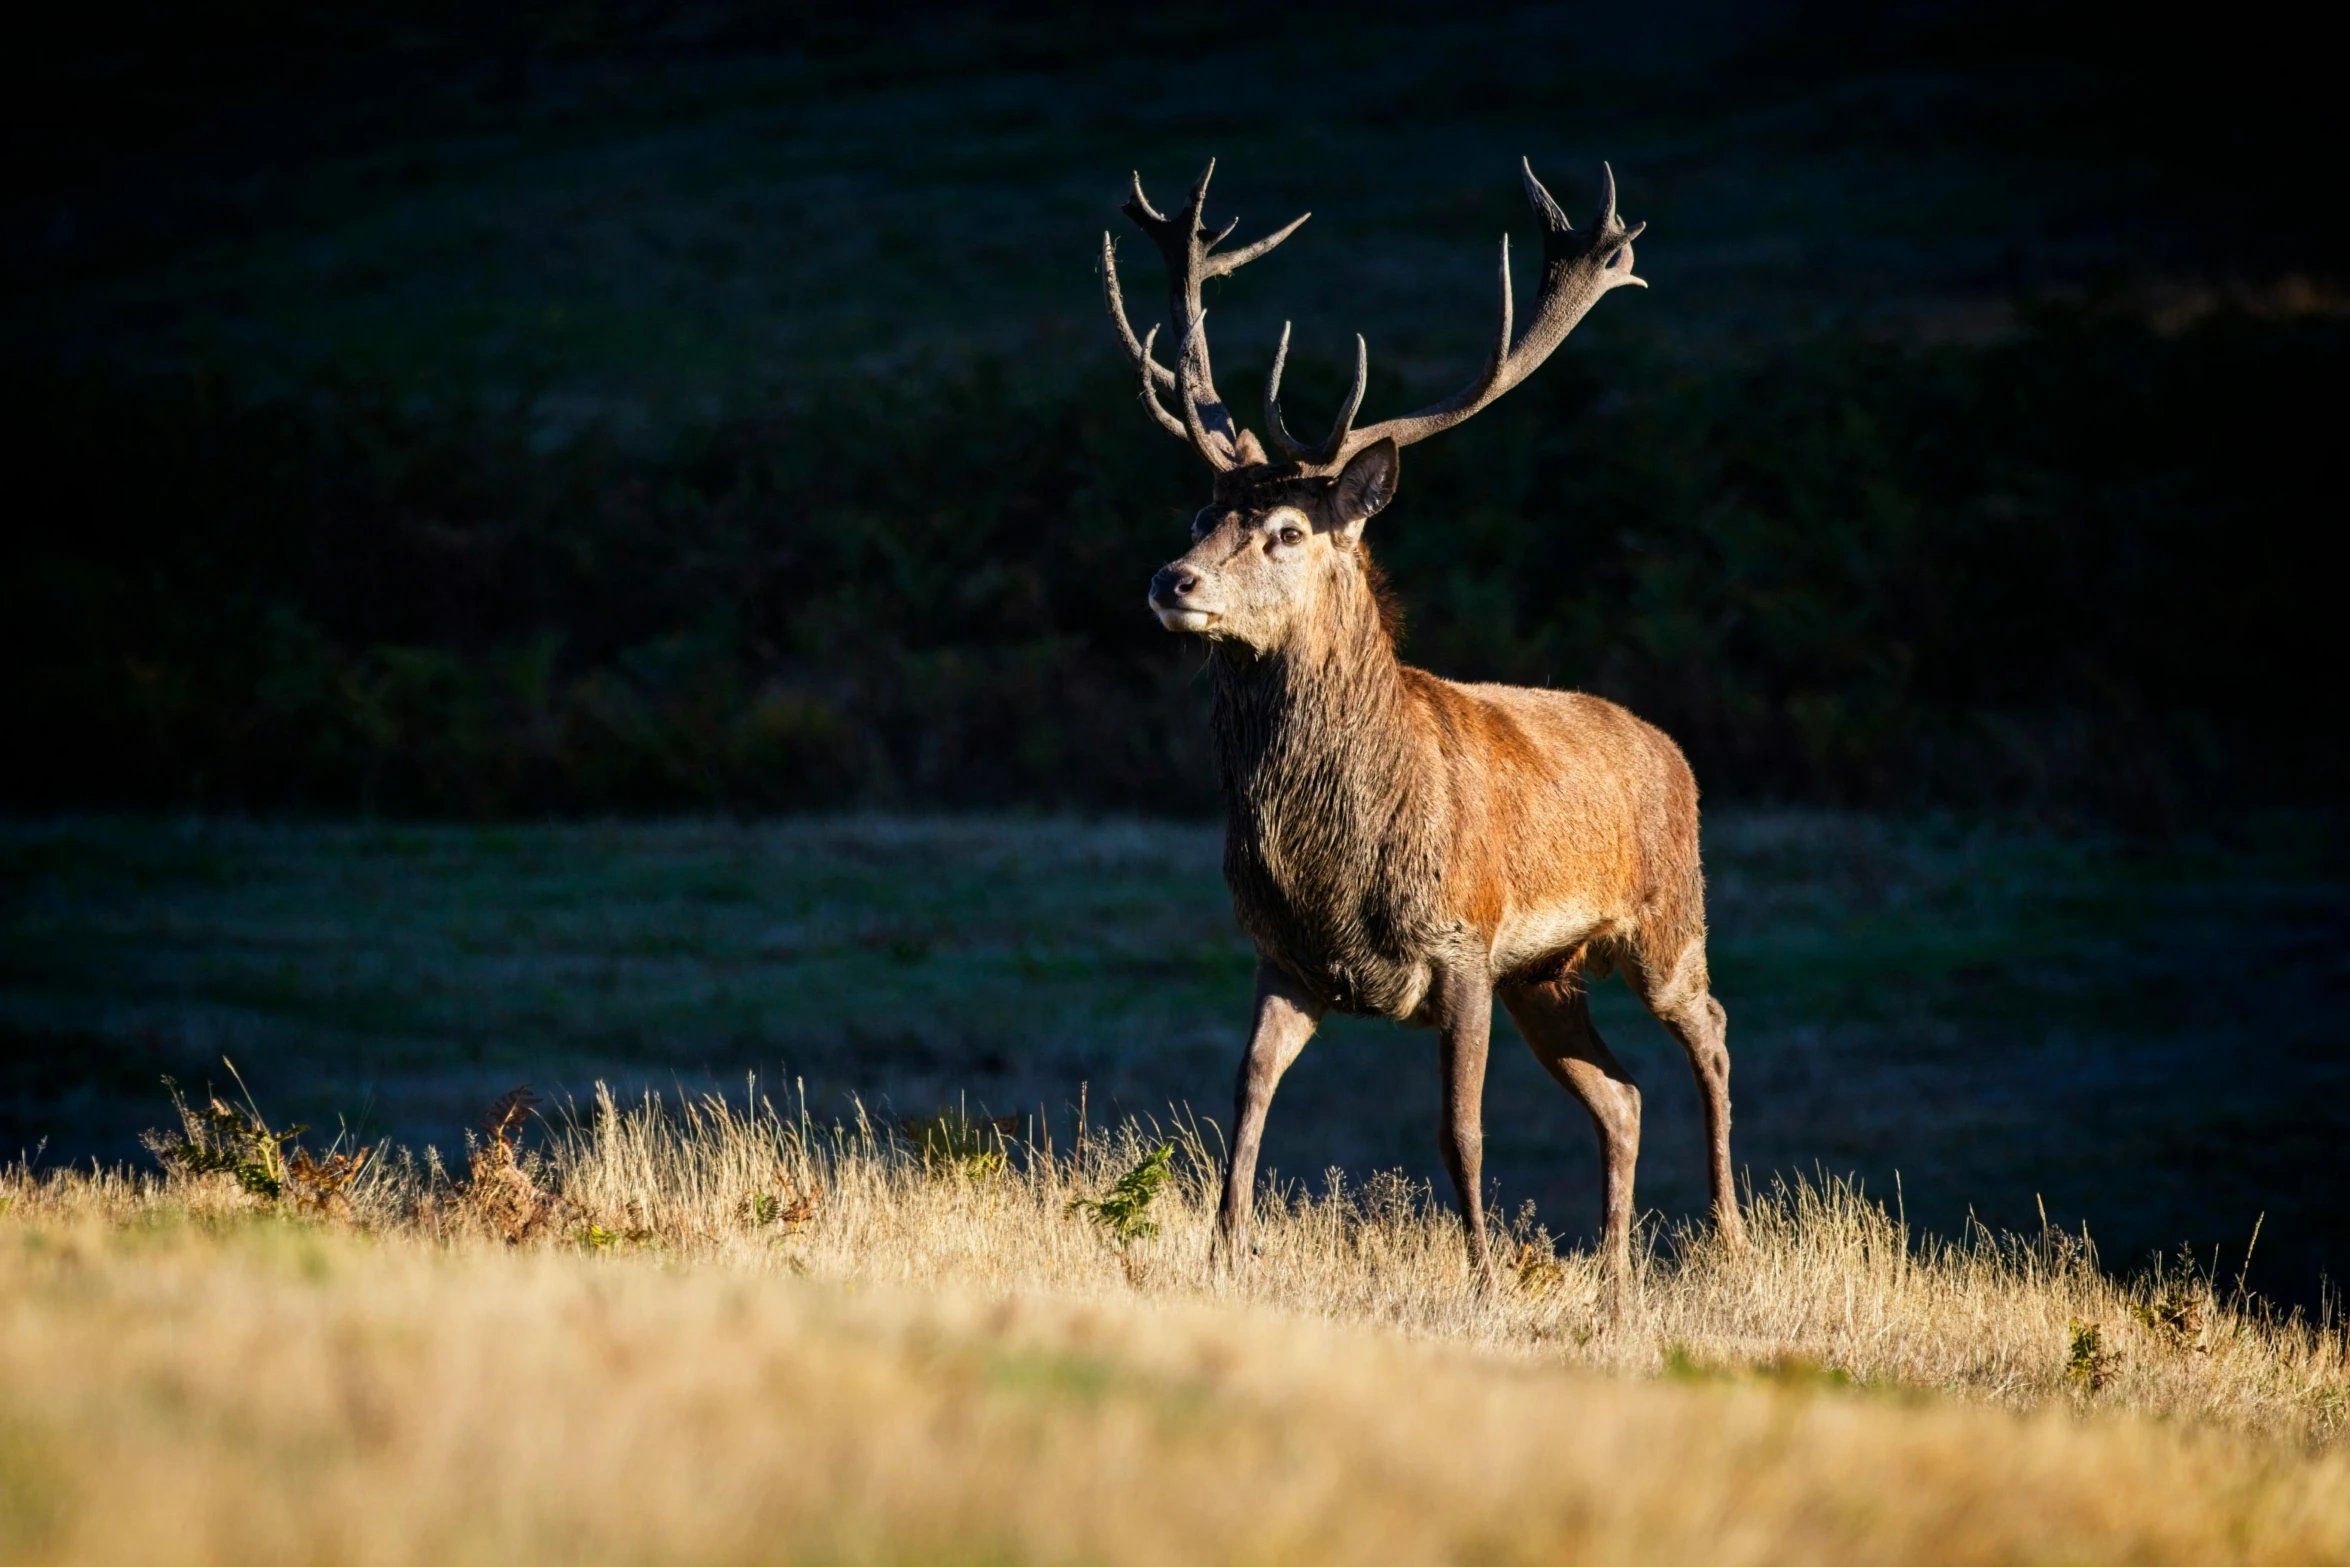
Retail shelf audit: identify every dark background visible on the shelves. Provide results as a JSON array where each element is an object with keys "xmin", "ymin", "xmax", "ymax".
[
  {"xmin": 4, "ymin": 0, "xmax": 2342, "ymax": 822},
  {"xmin": 4, "ymin": 2, "xmax": 2345, "ymax": 1305}
]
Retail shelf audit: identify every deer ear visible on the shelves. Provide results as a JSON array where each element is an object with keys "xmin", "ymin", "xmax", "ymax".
[{"xmin": 1328, "ymin": 438, "xmax": 1399, "ymax": 540}]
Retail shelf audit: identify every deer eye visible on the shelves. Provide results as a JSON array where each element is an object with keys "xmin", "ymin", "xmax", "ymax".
[{"xmin": 1276, "ymin": 525, "xmax": 1304, "ymax": 547}]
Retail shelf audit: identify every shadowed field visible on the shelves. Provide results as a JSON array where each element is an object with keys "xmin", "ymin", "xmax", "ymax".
[
  {"xmin": 8, "ymin": 8, "xmax": 2228, "ymax": 424},
  {"xmin": 5, "ymin": 813, "xmax": 2344, "ymax": 1303}
]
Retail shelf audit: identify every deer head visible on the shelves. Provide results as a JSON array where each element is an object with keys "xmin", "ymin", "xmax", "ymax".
[{"xmin": 1106, "ymin": 159, "xmax": 1644, "ymax": 651}]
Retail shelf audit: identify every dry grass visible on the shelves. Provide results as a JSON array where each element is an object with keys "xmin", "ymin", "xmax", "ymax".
[{"xmin": 5, "ymin": 1087, "xmax": 2348, "ymax": 1565}]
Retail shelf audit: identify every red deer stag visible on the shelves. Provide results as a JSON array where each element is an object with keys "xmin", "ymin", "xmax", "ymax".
[{"xmin": 1102, "ymin": 158, "xmax": 1745, "ymax": 1308}]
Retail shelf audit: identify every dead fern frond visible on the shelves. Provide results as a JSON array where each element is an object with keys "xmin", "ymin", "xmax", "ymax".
[
  {"xmin": 481, "ymin": 1086, "xmax": 541, "ymax": 1151},
  {"xmin": 460, "ymin": 1086, "xmax": 559, "ymax": 1244},
  {"xmin": 743, "ymin": 1179, "xmax": 822, "ymax": 1231},
  {"xmin": 284, "ymin": 1146, "xmax": 374, "ymax": 1220}
]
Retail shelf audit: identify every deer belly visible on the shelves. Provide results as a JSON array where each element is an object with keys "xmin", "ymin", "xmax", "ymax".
[{"xmin": 1491, "ymin": 901, "xmax": 1608, "ymax": 982}]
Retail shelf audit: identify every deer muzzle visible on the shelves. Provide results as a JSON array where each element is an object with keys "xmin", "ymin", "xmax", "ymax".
[{"xmin": 1149, "ymin": 564, "xmax": 1218, "ymax": 633}]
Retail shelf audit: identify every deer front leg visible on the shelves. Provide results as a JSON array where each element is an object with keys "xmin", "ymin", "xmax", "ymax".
[
  {"xmin": 1430, "ymin": 962, "xmax": 1497, "ymax": 1282},
  {"xmin": 1217, "ymin": 959, "xmax": 1322, "ymax": 1265}
]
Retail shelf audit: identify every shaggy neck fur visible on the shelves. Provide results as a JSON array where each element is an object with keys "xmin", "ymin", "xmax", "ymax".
[{"xmin": 1209, "ymin": 546, "xmax": 1444, "ymax": 1016}]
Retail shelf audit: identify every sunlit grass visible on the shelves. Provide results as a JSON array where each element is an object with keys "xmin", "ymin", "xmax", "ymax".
[{"xmin": 4, "ymin": 1086, "xmax": 2347, "ymax": 1565}]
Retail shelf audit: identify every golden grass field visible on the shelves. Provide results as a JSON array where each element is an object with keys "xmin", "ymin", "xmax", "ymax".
[{"xmin": 3, "ymin": 1086, "xmax": 2347, "ymax": 1566}]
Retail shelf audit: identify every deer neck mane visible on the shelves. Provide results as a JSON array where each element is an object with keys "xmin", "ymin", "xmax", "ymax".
[
  {"xmin": 1210, "ymin": 548, "xmax": 1409, "ymax": 782},
  {"xmin": 1208, "ymin": 549, "xmax": 1435, "ymax": 1010}
]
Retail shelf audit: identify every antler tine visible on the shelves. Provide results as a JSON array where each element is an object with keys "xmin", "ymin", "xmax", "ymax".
[
  {"xmin": 1322, "ymin": 160, "xmax": 1646, "ymax": 466},
  {"xmin": 1134, "ymin": 324, "xmax": 1188, "ymax": 440},
  {"xmin": 1598, "ymin": 164, "xmax": 1648, "ymax": 286},
  {"xmin": 1263, "ymin": 321, "xmax": 1308, "ymax": 459},
  {"xmin": 1102, "ymin": 233, "xmax": 1179, "ymax": 392},
  {"xmin": 1491, "ymin": 233, "xmax": 1517, "ymax": 377},
  {"xmin": 1207, "ymin": 211, "xmax": 1308, "ymax": 277},
  {"xmin": 1127, "ymin": 170, "xmax": 1166, "ymax": 224},
  {"xmin": 1522, "ymin": 156, "xmax": 1571, "ymax": 232},
  {"xmin": 1593, "ymin": 161, "xmax": 1646, "ymax": 288},
  {"xmin": 1317, "ymin": 334, "xmax": 1369, "ymax": 461},
  {"xmin": 1441, "ymin": 230, "xmax": 1517, "ymax": 410},
  {"xmin": 1186, "ymin": 159, "xmax": 1216, "ymax": 218}
]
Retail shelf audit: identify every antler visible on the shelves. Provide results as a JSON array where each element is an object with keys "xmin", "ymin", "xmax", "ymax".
[
  {"xmin": 1264, "ymin": 160, "xmax": 1645, "ymax": 471},
  {"xmin": 1102, "ymin": 160, "xmax": 1308, "ymax": 471},
  {"xmin": 1104, "ymin": 159, "xmax": 1644, "ymax": 476}
]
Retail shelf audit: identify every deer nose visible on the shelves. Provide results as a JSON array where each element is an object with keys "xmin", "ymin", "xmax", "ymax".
[{"xmin": 1150, "ymin": 566, "xmax": 1198, "ymax": 605}]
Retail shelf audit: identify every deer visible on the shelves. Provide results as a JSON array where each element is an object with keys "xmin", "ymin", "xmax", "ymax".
[{"xmin": 1101, "ymin": 158, "xmax": 1746, "ymax": 1312}]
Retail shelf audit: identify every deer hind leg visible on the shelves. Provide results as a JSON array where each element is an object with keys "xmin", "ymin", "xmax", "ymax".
[
  {"xmin": 1498, "ymin": 977, "xmax": 1641, "ymax": 1317},
  {"xmin": 1217, "ymin": 959, "xmax": 1323, "ymax": 1267},
  {"xmin": 1629, "ymin": 938, "xmax": 1747, "ymax": 1251}
]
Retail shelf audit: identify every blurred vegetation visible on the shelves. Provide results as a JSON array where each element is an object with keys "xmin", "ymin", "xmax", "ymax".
[
  {"xmin": 4, "ymin": 0, "xmax": 2340, "ymax": 821},
  {"xmin": 5, "ymin": 307, "xmax": 2340, "ymax": 821}
]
